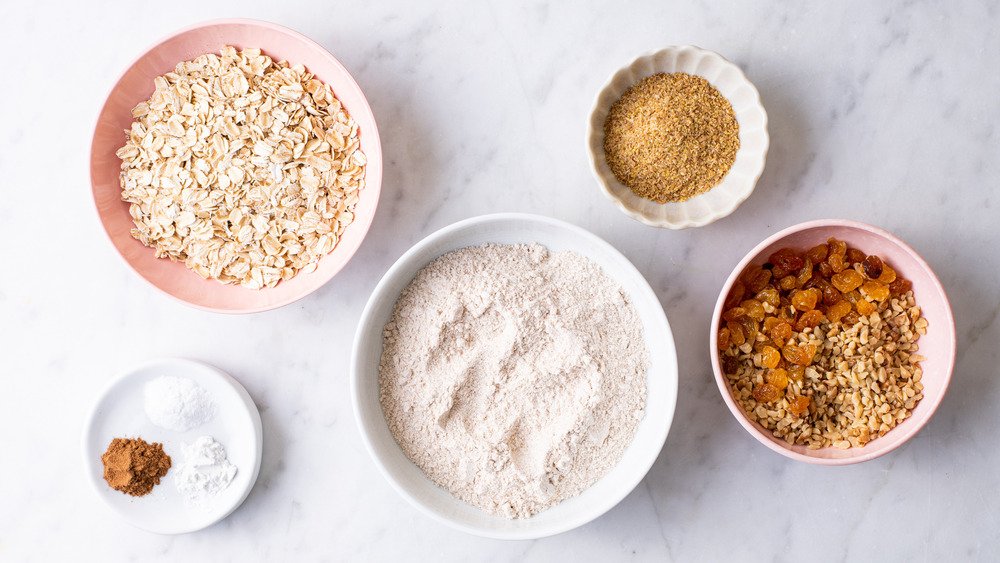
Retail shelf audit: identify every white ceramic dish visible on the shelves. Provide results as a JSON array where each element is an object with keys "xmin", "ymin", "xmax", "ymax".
[
  {"xmin": 587, "ymin": 45, "xmax": 769, "ymax": 229},
  {"xmin": 350, "ymin": 213, "xmax": 678, "ymax": 539},
  {"xmin": 83, "ymin": 358, "xmax": 263, "ymax": 534}
]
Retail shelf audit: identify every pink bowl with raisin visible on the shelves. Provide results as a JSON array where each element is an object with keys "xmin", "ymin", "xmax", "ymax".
[{"xmin": 709, "ymin": 219, "xmax": 956, "ymax": 465}]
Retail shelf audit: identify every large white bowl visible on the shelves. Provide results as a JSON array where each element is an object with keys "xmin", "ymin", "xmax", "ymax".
[
  {"xmin": 587, "ymin": 46, "xmax": 769, "ymax": 229},
  {"xmin": 350, "ymin": 213, "xmax": 678, "ymax": 539}
]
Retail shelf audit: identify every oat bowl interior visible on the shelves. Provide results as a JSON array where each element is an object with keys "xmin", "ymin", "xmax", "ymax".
[
  {"xmin": 710, "ymin": 220, "xmax": 956, "ymax": 465},
  {"xmin": 351, "ymin": 214, "xmax": 677, "ymax": 539},
  {"xmin": 90, "ymin": 19, "xmax": 382, "ymax": 313}
]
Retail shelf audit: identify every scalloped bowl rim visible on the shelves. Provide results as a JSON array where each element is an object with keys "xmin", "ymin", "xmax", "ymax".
[{"xmin": 587, "ymin": 45, "xmax": 769, "ymax": 229}]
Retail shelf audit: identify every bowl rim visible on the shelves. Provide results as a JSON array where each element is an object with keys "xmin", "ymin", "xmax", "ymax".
[
  {"xmin": 709, "ymin": 218, "xmax": 957, "ymax": 465},
  {"xmin": 586, "ymin": 44, "xmax": 770, "ymax": 229},
  {"xmin": 88, "ymin": 18, "xmax": 382, "ymax": 314},
  {"xmin": 349, "ymin": 212, "xmax": 677, "ymax": 539}
]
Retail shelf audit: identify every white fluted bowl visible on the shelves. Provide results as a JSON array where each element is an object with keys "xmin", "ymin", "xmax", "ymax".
[{"xmin": 587, "ymin": 46, "xmax": 769, "ymax": 229}]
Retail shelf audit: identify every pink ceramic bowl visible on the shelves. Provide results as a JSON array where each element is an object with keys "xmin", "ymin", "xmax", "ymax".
[
  {"xmin": 710, "ymin": 219, "xmax": 956, "ymax": 465},
  {"xmin": 90, "ymin": 19, "xmax": 382, "ymax": 313}
]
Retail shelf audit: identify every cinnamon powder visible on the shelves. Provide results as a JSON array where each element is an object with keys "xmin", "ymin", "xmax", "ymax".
[{"xmin": 101, "ymin": 437, "xmax": 171, "ymax": 496}]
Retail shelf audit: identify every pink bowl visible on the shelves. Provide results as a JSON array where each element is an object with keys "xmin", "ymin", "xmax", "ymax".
[
  {"xmin": 90, "ymin": 19, "xmax": 382, "ymax": 313},
  {"xmin": 710, "ymin": 219, "xmax": 956, "ymax": 465}
]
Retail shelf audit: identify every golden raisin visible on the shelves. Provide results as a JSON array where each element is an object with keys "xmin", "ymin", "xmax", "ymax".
[
  {"xmin": 760, "ymin": 346, "xmax": 780, "ymax": 369},
  {"xmin": 791, "ymin": 289, "xmax": 819, "ymax": 312},
  {"xmin": 725, "ymin": 281, "xmax": 746, "ymax": 310},
  {"xmin": 856, "ymin": 299, "xmax": 877, "ymax": 316},
  {"xmin": 740, "ymin": 317, "xmax": 759, "ymax": 342},
  {"xmin": 878, "ymin": 264, "xmax": 897, "ymax": 284},
  {"xmin": 741, "ymin": 300, "xmax": 765, "ymax": 322},
  {"xmin": 788, "ymin": 395, "xmax": 811, "ymax": 417},
  {"xmin": 787, "ymin": 365, "xmax": 806, "ymax": 382},
  {"xmin": 827, "ymin": 237, "xmax": 847, "ymax": 258},
  {"xmin": 795, "ymin": 309, "xmax": 825, "ymax": 331},
  {"xmin": 717, "ymin": 327, "xmax": 731, "ymax": 350},
  {"xmin": 768, "ymin": 249, "xmax": 805, "ymax": 274},
  {"xmin": 828, "ymin": 253, "xmax": 847, "ymax": 273},
  {"xmin": 756, "ymin": 287, "xmax": 780, "ymax": 307},
  {"xmin": 767, "ymin": 368, "xmax": 789, "ymax": 390},
  {"xmin": 727, "ymin": 321, "xmax": 745, "ymax": 346},
  {"xmin": 889, "ymin": 277, "xmax": 912, "ymax": 296},
  {"xmin": 770, "ymin": 321, "xmax": 793, "ymax": 347},
  {"xmin": 818, "ymin": 261, "xmax": 833, "ymax": 278},
  {"xmin": 722, "ymin": 355, "xmax": 739, "ymax": 374},
  {"xmin": 783, "ymin": 343, "xmax": 817, "ymax": 366},
  {"xmin": 752, "ymin": 383, "xmax": 781, "ymax": 403},
  {"xmin": 860, "ymin": 280, "xmax": 890, "ymax": 302},
  {"xmin": 862, "ymin": 255, "xmax": 883, "ymax": 279},
  {"xmin": 744, "ymin": 266, "xmax": 772, "ymax": 293},
  {"xmin": 805, "ymin": 244, "xmax": 829, "ymax": 263},
  {"xmin": 842, "ymin": 311, "xmax": 860, "ymax": 325},
  {"xmin": 831, "ymin": 270, "xmax": 864, "ymax": 293},
  {"xmin": 779, "ymin": 275, "xmax": 797, "ymax": 290},
  {"xmin": 847, "ymin": 248, "xmax": 866, "ymax": 264},
  {"xmin": 827, "ymin": 300, "xmax": 852, "ymax": 322},
  {"xmin": 763, "ymin": 317, "xmax": 782, "ymax": 333},
  {"xmin": 722, "ymin": 307, "xmax": 747, "ymax": 322},
  {"xmin": 796, "ymin": 258, "xmax": 814, "ymax": 288}
]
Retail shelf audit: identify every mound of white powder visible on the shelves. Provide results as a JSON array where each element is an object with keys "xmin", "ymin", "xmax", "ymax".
[{"xmin": 379, "ymin": 243, "xmax": 648, "ymax": 518}]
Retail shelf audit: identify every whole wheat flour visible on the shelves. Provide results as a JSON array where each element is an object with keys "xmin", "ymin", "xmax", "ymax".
[{"xmin": 379, "ymin": 243, "xmax": 648, "ymax": 518}]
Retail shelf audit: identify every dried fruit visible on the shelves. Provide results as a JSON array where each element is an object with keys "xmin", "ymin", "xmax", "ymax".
[
  {"xmin": 740, "ymin": 316, "xmax": 759, "ymax": 342},
  {"xmin": 788, "ymin": 395, "xmax": 811, "ymax": 417},
  {"xmin": 791, "ymin": 289, "xmax": 819, "ymax": 312},
  {"xmin": 725, "ymin": 281, "xmax": 747, "ymax": 310},
  {"xmin": 841, "ymin": 311, "xmax": 860, "ymax": 325},
  {"xmin": 831, "ymin": 270, "xmax": 864, "ymax": 293},
  {"xmin": 779, "ymin": 275, "xmax": 797, "ymax": 290},
  {"xmin": 857, "ymin": 299, "xmax": 877, "ymax": 316},
  {"xmin": 718, "ymin": 327, "xmax": 731, "ymax": 350},
  {"xmin": 860, "ymin": 280, "xmax": 890, "ymax": 302},
  {"xmin": 805, "ymin": 244, "xmax": 829, "ymax": 263},
  {"xmin": 862, "ymin": 255, "xmax": 883, "ymax": 279},
  {"xmin": 760, "ymin": 346, "xmax": 780, "ymax": 369},
  {"xmin": 818, "ymin": 261, "xmax": 833, "ymax": 277},
  {"xmin": 741, "ymin": 300, "xmax": 766, "ymax": 322},
  {"xmin": 768, "ymin": 249, "xmax": 805, "ymax": 273},
  {"xmin": 796, "ymin": 258, "xmax": 814, "ymax": 287},
  {"xmin": 847, "ymin": 248, "xmax": 867, "ymax": 264},
  {"xmin": 827, "ymin": 238, "xmax": 847, "ymax": 258},
  {"xmin": 826, "ymin": 300, "xmax": 852, "ymax": 322},
  {"xmin": 889, "ymin": 277, "xmax": 912, "ymax": 296},
  {"xmin": 766, "ymin": 368, "xmax": 789, "ymax": 389},
  {"xmin": 752, "ymin": 383, "xmax": 782, "ymax": 403},
  {"xmin": 828, "ymin": 252, "xmax": 847, "ymax": 273},
  {"xmin": 795, "ymin": 309, "xmax": 824, "ymax": 331},
  {"xmin": 878, "ymin": 264, "xmax": 897, "ymax": 284},
  {"xmin": 787, "ymin": 365, "xmax": 806, "ymax": 382},
  {"xmin": 727, "ymin": 321, "xmax": 746, "ymax": 346},
  {"xmin": 723, "ymin": 307, "xmax": 747, "ymax": 322},
  {"xmin": 722, "ymin": 354, "xmax": 739, "ymax": 374},
  {"xmin": 770, "ymin": 321, "xmax": 793, "ymax": 347},
  {"xmin": 783, "ymin": 343, "xmax": 817, "ymax": 366},
  {"xmin": 744, "ymin": 267, "xmax": 773, "ymax": 294},
  {"xmin": 756, "ymin": 287, "xmax": 780, "ymax": 307}
]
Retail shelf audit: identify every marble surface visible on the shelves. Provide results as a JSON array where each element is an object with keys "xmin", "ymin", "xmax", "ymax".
[{"xmin": 1, "ymin": 1, "xmax": 998, "ymax": 560}]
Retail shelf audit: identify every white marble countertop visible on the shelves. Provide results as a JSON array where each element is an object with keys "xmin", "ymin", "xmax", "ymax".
[{"xmin": 2, "ymin": 1, "xmax": 998, "ymax": 560}]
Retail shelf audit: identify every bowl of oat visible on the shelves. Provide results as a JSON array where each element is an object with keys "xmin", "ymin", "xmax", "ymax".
[
  {"xmin": 90, "ymin": 19, "xmax": 381, "ymax": 313},
  {"xmin": 710, "ymin": 219, "xmax": 956, "ymax": 465},
  {"xmin": 587, "ymin": 46, "xmax": 768, "ymax": 229},
  {"xmin": 351, "ymin": 213, "xmax": 677, "ymax": 538}
]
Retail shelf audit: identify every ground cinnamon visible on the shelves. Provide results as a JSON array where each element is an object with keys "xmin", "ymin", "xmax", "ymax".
[{"xmin": 101, "ymin": 437, "xmax": 171, "ymax": 496}]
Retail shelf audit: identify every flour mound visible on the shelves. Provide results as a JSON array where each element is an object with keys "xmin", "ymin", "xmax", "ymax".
[{"xmin": 379, "ymin": 243, "xmax": 648, "ymax": 518}]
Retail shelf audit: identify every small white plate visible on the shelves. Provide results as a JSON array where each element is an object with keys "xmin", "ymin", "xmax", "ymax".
[
  {"xmin": 587, "ymin": 45, "xmax": 769, "ymax": 229},
  {"xmin": 83, "ymin": 358, "xmax": 263, "ymax": 534}
]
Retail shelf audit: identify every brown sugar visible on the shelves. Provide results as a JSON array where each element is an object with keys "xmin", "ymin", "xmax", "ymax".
[
  {"xmin": 101, "ymin": 437, "xmax": 171, "ymax": 496},
  {"xmin": 603, "ymin": 72, "xmax": 739, "ymax": 203}
]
